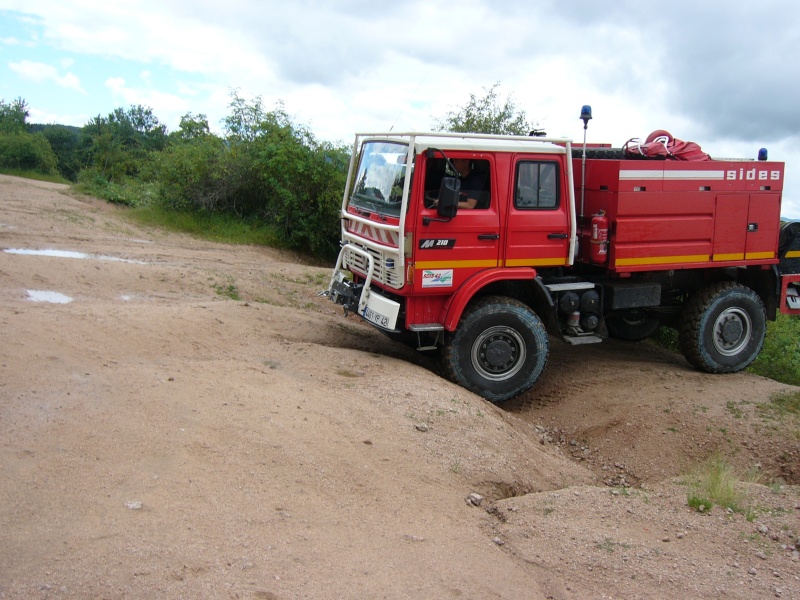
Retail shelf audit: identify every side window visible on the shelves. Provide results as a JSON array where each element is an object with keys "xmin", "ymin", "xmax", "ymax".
[
  {"xmin": 424, "ymin": 157, "xmax": 492, "ymax": 210},
  {"xmin": 461, "ymin": 159, "xmax": 491, "ymax": 209},
  {"xmin": 515, "ymin": 161, "xmax": 559, "ymax": 210}
]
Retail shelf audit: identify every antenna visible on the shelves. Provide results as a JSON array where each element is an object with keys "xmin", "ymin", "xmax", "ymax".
[
  {"xmin": 579, "ymin": 105, "xmax": 592, "ymax": 220},
  {"xmin": 388, "ymin": 70, "xmax": 429, "ymax": 133}
]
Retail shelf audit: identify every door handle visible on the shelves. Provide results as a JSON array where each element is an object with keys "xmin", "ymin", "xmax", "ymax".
[
  {"xmin": 548, "ymin": 233, "xmax": 569, "ymax": 239},
  {"xmin": 478, "ymin": 233, "xmax": 500, "ymax": 240}
]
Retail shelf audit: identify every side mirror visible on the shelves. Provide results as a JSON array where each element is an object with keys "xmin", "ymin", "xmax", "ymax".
[{"xmin": 437, "ymin": 176, "xmax": 460, "ymax": 219}]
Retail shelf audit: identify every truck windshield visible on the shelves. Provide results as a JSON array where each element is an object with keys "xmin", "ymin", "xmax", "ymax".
[{"xmin": 349, "ymin": 141, "xmax": 409, "ymax": 218}]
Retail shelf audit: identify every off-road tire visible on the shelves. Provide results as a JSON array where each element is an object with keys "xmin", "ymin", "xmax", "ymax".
[
  {"xmin": 606, "ymin": 309, "xmax": 660, "ymax": 341},
  {"xmin": 442, "ymin": 296, "xmax": 548, "ymax": 403},
  {"xmin": 678, "ymin": 282, "xmax": 766, "ymax": 373}
]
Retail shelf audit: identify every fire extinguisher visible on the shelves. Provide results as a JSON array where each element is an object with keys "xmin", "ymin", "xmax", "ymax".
[{"xmin": 590, "ymin": 210, "xmax": 609, "ymax": 264}]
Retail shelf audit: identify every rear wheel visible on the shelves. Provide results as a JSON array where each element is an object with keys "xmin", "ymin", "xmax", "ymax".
[
  {"xmin": 443, "ymin": 297, "xmax": 548, "ymax": 403},
  {"xmin": 678, "ymin": 282, "xmax": 766, "ymax": 373}
]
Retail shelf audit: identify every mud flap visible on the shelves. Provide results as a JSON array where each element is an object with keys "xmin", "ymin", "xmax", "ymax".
[{"xmin": 779, "ymin": 274, "xmax": 800, "ymax": 315}]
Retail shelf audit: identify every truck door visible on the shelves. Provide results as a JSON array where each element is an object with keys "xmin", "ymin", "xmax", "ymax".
[
  {"xmin": 745, "ymin": 192, "xmax": 781, "ymax": 260},
  {"xmin": 712, "ymin": 194, "xmax": 748, "ymax": 261},
  {"xmin": 504, "ymin": 157, "xmax": 571, "ymax": 268},
  {"xmin": 712, "ymin": 192, "xmax": 781, "ymax": 261},
  {"xmin": 414, "ymin": 155, "xmax": 500, "ymax": 293}
]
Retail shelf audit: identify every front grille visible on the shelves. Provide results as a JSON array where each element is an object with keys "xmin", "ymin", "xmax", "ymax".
[{"xmin": 344, "ymin": 244, "xmax": 402, "ymax": 289}]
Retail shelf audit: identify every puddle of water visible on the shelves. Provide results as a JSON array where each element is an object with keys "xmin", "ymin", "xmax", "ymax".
[
  {"xmin": 27, "ymin": 290, "xmax": 73, "ymax": 304},
  {"xmin": 4, "ymin": 248, "xmax": 146, "ymax": 264}
]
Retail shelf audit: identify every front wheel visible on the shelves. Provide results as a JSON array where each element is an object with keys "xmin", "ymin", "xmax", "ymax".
[
  {"xmin": 442, "ymin": 297, "xmax": 549, "ymax": 403},
  {"xmin": 678, "ymin": 282, "xmax": 766, "ymax": 373}
]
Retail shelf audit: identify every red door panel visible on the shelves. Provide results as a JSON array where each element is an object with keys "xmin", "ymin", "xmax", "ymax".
[{"xmin": 505, "ymin": 157, "xmax": 570, "ymax": 268}]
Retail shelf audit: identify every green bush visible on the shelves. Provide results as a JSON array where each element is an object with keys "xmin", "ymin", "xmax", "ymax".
[
  {"xmin": 0, "ymin": 132, "xmax": 58, "ymax": 174},
  {"xmin": 80, "ymin": 105, "xmax": 168, "ymax": 184},
  {"xmin": 250, "ymin": 127, "xmax": 349, "ymax": 258},
  {"xmin": 4, "ymin": 95, "xmax": 349, "ymax": 261},
  {"xmin": 41, "ymin": 125, "xmax": 82, "ymax": 180},
  {"xmin": 748, "ymin": 314, "xmax": 800, "ymax": 385},
  {"xmin": 155, "ymin": 135, "xmax": 228, "ymax": 212},
  {"xmin": 76, "ymin": 168, "xmax": 157, "ymax": 207},
  {"xmin": 152, "ymin": 95, "xmax": 349, "ymax": 259}
]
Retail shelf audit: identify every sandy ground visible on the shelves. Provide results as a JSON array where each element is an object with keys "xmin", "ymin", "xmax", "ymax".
[{"xmin": 0, "ymin": 173, "xmax": 798, "ymax": 599}]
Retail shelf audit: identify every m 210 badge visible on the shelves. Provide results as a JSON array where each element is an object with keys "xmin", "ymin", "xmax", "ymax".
[
  {"xmin": 421, "ymin": 269, "xmax": 453, "ymax": 288},
  {"xmin": 419, "ymin": 239, "xmax": 456, "ymax": 249}
]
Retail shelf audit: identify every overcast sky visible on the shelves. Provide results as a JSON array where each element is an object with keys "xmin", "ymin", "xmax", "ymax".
[{"xmin": 2, "ymin": 0, "xmax": 800, "ymax": 215}]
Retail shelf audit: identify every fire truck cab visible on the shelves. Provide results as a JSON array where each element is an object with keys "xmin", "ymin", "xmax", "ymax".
[{"xmin": 326, "ymin": 129, "xmax": 799, "ymax": 403}]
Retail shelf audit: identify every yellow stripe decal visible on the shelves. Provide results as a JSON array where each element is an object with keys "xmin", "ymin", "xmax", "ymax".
[
  {"xmin": 615, "ymin": 254, "xmax": 708, "ymax": 267},
  {"xmin": 505, "ymin": 257, "xmax": 568, "ymax": 267},
  {"xmin": 713, "ymin": 253, "xmax": 744, "ymax": 262},
  {"xmin": 418, "ymin": 252, "xmax": 776, "ymax": 271},
  {"xmin": 745, "ymin": 251, "xmax": 775, "ymax": 260},
  {"xmin": 786, "ymin": 250, "xmax": 800, "ymax": 258},
  {"xmin": 414, "ymin": 259, "xmax": 499, "ymax": 269}
]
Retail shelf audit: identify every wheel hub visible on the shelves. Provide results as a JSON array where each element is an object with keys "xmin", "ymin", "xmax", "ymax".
[
  {"xmin": 720, "ymin": 319, "xmax": 743, "ymax": 345},
  {"xmin": 484, "ymin": 337, "xmax": 514, "ymax": 368},
  {"xmin": 471, "ymin": 326, "xmax": 527, "ymax": 381},
  {"xmin": 713, "ymin": 307, "xmax": 751, "ymax": 356}
]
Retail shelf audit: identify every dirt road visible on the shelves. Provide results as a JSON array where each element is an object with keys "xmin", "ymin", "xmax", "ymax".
[{"xmin": 1, "ymin": 174, "xmax": 798, "ymax": 599}]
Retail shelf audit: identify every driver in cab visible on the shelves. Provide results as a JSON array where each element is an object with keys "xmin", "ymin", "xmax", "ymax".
[
  {"xmin": 430, "ymin": 158, "xmax": 488, "ymax": 210},
  {"xmin": 451, "ymin": 158, "xmax": 485, "ymax": 209}
]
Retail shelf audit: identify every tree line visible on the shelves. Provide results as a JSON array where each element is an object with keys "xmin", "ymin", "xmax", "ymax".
[{"xmin": 0, "ymin": 85, "xmax": 532, "ymax": 260}]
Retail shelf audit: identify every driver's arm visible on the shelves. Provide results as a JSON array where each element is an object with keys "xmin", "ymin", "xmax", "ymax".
[{"xmin": 458, "ymin": 193, "xmax": 478, "ymax": 209}]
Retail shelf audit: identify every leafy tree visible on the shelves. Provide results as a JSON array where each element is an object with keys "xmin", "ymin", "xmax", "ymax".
[
  {"xmin": 81, "ymin": 116, "xmax": 128, "ymax": 182},
  {"xmin": 224, "ymin": 90, "xmax": 268, "ymax": 143},
  {"xmin": 157, "ymin": 133, "xmax": 227, "ymax": 212},
  {"xmin": 0, "ymin": 97, "xmax": 61, "ymax": 176},
  {"xmin": 40, "ymin": 125, "xmax": 82, "ymax": 180},
  {"xmin": 81, "ymin": 105, "xmax": 167, "ymax": 182},
  {"xmin": 111, "ymin": 105, "xmax": 167, "ymax": 152},
  {"xmin": 0, "ymin": 91, "xmax": 350, "ymax": 260},
  {"xmin": 249, "ymin": 111, "xmax": 348, "ymax": 256},
  {"xmin": 0, "ymin": 97, "xmax": 29, "ymax": 134},
  {"xmin": 435, "ymin": 82, "xmax": 534, "ymax": 135},
  {"xmin": 171, "ymin": 112, "xmax": 211, "ymax": 142},
  {"xmin": 155, "ymin": 92, "xmax": 349, "ymax": 257},
  {"xmin": 223, "ymin": 95, "xmax": 348, "ymax": 255}
]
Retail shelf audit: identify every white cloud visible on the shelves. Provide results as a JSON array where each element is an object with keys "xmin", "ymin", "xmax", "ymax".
[
  {"xmin": 27, "ymin": 106, "xmax": 89, "ymax": 127},
  {"xmin": 7, "ymin": 0, "xmax": 277, "ymax": 85},
  {"xmin": 8, "ymin": 59, "xmax": 85, "ymax": 94},
  {"xmin": 104, "ymin": 77, "xmax": 125, "ymax": 94},
  {"xmin": 104, "ymin": 76, "xmax": 191, "ymax": 126},
  {"xmin": 2, "ymin": 0, "xmax": 799, "ymax": 215}
]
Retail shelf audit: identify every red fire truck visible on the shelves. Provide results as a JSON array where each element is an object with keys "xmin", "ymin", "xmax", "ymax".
[{"xmin": 325, "ymin": 113, "xmax": 800, "ymax": 403}]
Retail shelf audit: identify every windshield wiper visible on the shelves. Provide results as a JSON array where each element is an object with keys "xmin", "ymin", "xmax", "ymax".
[{"xmin": 351, "ymin": 195, "xmax": 381, "ymax": 212}]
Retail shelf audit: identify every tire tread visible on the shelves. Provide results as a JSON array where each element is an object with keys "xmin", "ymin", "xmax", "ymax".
[
  {"xmin": 678, "ymin": 282, "xmax": 765, "ymax": 373},
  {"xmin": 442, "ymin": 296, "xmax": 548, "ymax": 403}
]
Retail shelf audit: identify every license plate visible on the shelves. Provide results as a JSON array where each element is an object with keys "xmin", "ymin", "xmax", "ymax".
[
  {"xmin": 364, "ymin": 306, "xmax": 392, "ymax": 328},
  {"xmin": 361, "ymin": 291, "xmax": 400, "ymax": 330}
]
